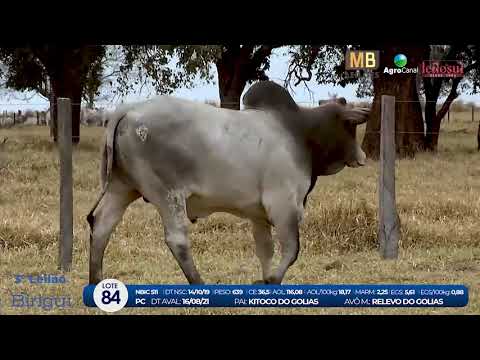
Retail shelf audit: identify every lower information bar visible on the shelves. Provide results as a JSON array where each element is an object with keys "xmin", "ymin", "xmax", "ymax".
[{"xmin": 83, "ymin": 281, "xmax": 468, "ymax": 310}]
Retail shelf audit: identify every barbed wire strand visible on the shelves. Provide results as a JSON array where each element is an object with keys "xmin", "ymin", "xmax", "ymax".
[
  {"xmin": 0, "ymin": 121, "xmax": 475, "ymax": 136},
  {"xmin": 0, "ymin": 100, "xmax": 479, "ymax": 107},
  {"xmin": 1, "ymin": 99, "xmax": 479, "ymax": 136}
]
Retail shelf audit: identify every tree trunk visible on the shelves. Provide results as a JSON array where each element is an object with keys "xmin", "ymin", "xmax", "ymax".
[
  {"xmin": 424, "ymin": 99, "xmax": 441, "ymax": 151},
  {"xmin": 362, "ymin": 45, "xmax": 427, "ymax": 159},
  {"xmin": 421, "ymin": 46, "xmax": 471, "ymax": 152},
  {"xmin": 422, "ymin": 45, "xmax": 442, "ymax": 151},
  {"xmin": 86, "ymin": 88, "xmax": 95, "ymax": 110},
  {"xmin": 213, "ymin": 45, "xmax": 276, "ymax": 110},
  {"xmin": 219, "ymin": 89, "xmax": 244, "ymax": 110},
  {"xmin": 50, "ymin": 59, "xmax": 82, "ymax": 144},
  {"xmin": 49, "ymin": 90, "xmax": 56, "ymax": 141},
  {"xmin": 425, "ymin": 77, "xmax": 462, "ymax": 152},
  {"xmin": 477, "ymin": 120, "xmax": 480, "ymax": 151},
  {"xmin": 216, "ymin": 60, "xmax": 247, "ymax": 110}
]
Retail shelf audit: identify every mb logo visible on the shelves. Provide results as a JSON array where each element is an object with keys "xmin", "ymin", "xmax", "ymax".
[{"xmin": 345, "ymin": 50, "xmax": 379, "ymax": 70}]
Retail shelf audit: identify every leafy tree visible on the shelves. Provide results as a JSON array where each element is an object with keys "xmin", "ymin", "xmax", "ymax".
[
  {"xmin": 0, "ymin": 46, "xmax": 105, "ymax": 143},
  {"xmin": 114, "ymin": 45, "xmax": 192, "ymax": 97},
  {"xmin": 420, "ymin": 45, "xmax": 480, "ymax": 151},
  {"xmin": 123, "ymin": 45, "xmax": 283, "ymax": 109},
  {"xmin": 286, "ymin": 44, "xmax": 480, "ymax": 156},
  {"xmin": 0, "ymin": 45, "xmax": 194, "ymax": 142},
  {"xmin": 213, "ymin": 45, "xmax": 282, "ymax": 109},
  {"xmin": 286, "ymin": 44, "xmax": 429, "ymax": 158},
  {"xmin": 362, "ymin": 45, "xmax": 428, "ymax": 158},
  {"xmin": 83, "ymin": 45, "xmax": 139, "ymax": 109}
]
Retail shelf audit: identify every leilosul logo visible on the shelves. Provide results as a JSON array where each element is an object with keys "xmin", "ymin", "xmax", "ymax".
[{"xmin": 421, "ymin": 60, "xmax": 464, "ymax": 78}]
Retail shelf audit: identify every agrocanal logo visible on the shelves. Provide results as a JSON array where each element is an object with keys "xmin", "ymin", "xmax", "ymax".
[
  {"xmin": 384, "ymin": 53, "xmax": 418, "ymax": 75},
  {"xmin": 394, "ymin": 54, "xmax": 407, "ymax": 68}
]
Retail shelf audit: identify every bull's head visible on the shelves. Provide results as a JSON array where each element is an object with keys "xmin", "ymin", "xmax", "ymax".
[
  {"xmin": 242, "ymin": 80, "xmax": 370, "ymax": 175},
  {"xmin": 307, "ymin": 102, "xmax": 369, "ymax": 175}
]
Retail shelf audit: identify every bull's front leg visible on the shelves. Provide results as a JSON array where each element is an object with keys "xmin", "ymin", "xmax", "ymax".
[
  {"xmin": 251, "ymin": 220, "xmax": 274, "ymax": 284},
  {"xmin": 268, "ymin": 216, "xmax": 300, "ymax": 284},
  {"xmin": 261, "ymin": 189, "xmax": 303, "ymax": 285}
]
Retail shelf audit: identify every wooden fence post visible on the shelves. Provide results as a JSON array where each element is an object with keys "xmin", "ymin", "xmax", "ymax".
[
  {"xmin": 477, "ymin": 118, "xmax": 480, "ymax": 151},
  {"xmin": 49, "ymin": 93, "xmax": 57, "ymax": 141},
  {"xmin": 379, "ymin": 95, "xmax": 400, "ymax": 259},
  {"xmin": 472, "ymin": 105, "xmax": 475, "ymax": 123},
  {"xmin": 58, "ymin": 98, "xmax": 73, "ymax": 271},
  {"xmin": 13, "ymin": 112, "xmax": 15, "ymax": 125},
  {"xmin": 37, "ymin": 111, "xmax": 40, "ymax": 125}
]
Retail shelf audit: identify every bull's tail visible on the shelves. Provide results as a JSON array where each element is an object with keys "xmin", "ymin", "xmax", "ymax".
[
  {"xmin": 86, "ymin": 110, "xmax": 128, "ymax": 230},
  {"xmin": 100, "ymin": 135, "xmax": 108, "ymax": 190}
]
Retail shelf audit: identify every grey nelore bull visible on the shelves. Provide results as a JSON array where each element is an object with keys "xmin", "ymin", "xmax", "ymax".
[{"xmin": 87, "ymin": 81, "xmax": 369, "ymax": 285}]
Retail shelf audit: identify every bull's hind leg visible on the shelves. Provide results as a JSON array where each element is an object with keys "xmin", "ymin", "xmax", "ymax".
[
  {"xmin": 151, "ymin": 189, "xmax": 204, "ymax": 284},
  {"xmin": 88, "ymin": 180, "xmax": 140, "ymax": 284},
  {"xmin": 252, "ymin": 220, "xmax": 274, "ymax": 284}
]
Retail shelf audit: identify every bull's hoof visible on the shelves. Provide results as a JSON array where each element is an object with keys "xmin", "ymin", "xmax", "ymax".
[
  {"xmin": 253, "ymin": 280, "xmax": 266, "ymax": 285},
  {"xmin": 253, "ymin": 279, "xmax": 277, "ymax": 285}
]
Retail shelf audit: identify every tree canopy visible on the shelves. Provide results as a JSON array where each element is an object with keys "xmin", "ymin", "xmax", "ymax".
[
  {"xmin": 1, "ymin": 44, "xmax": 479, "ymax": 149},
  {"xmin": 284, "ymin": 44, "xmax": 480, "ymax": 154},
  {"xmin": 119, "ymin": 45, "xmax": 283, "ymax": 109}
]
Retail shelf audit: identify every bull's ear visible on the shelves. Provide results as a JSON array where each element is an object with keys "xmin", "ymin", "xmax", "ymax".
[
  {"xmin": 336, "ymin": 97, "xmax": 347, "ymax": 106},
  {"xmin": 344, "ymin": 108, "xmax": 370, "ymax": 125}
]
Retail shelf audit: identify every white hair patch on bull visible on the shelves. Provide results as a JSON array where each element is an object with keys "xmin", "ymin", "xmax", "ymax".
[
  {"xmin": 136, "ymin": 125, "xmax": 148, "ymax": 142},
  {"xmin": 165, "ymin": 189, "xmax": 189, "ymax": 225},
  {"xmin": 166, "ymin": 189, "xmax": 184, "ymax": 209}
]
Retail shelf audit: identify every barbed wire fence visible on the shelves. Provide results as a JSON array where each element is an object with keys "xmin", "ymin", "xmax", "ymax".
[{"xmin": 1, "ymin": 99, "xmax": 478, "ymax": 137}]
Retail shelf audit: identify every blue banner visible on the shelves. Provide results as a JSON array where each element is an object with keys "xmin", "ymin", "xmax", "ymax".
[{"xmin": 83, "ymin": 283, "xmax": 468, "ymax": 309}]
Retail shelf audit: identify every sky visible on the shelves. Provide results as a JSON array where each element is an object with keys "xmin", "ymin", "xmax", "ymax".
[{"xmin": 1, "ymin": 47, "xmax": 479, "ymax": 112}]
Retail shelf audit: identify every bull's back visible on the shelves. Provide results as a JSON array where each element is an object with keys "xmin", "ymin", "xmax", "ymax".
[
  {"xmin": 113, "ymin": 96, "xmax": 308, "ymax": 215},
  {"xmin": 116, "ymin": 96, "xmax": 289, "ymax": 173}
]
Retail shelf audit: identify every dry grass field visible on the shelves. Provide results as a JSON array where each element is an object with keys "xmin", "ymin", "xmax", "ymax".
[{"xmin": 0, "ymin": 111, "xmax": 479, "ymax": 315}]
